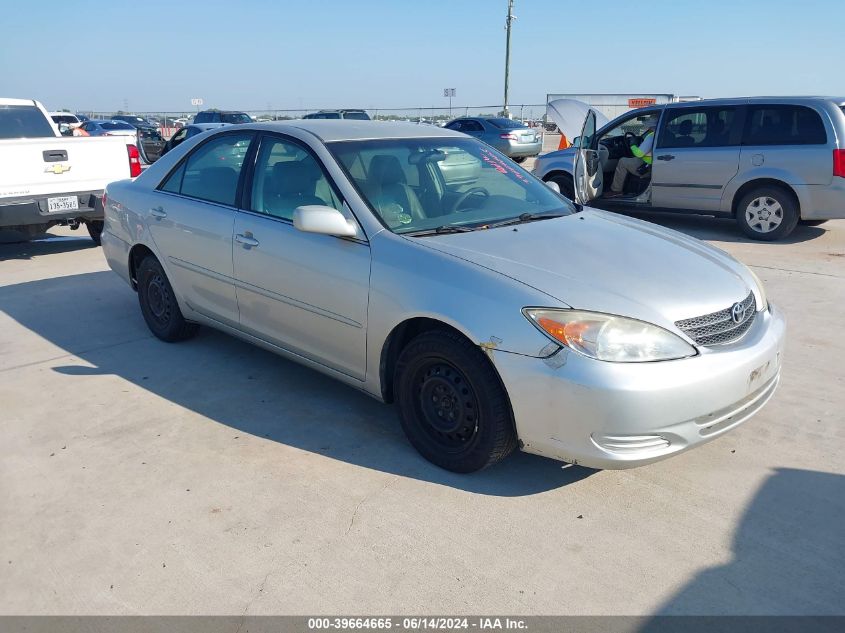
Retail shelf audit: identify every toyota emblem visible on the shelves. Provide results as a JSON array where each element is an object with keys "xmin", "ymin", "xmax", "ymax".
[{"xmin": 731, "ymin": 302, "xmax": 746, "ymax": 324}]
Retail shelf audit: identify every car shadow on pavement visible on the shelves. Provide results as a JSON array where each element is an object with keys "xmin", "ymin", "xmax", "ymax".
[
  {"xmin": 0, "ymin": 234, "xmax": 97, "ymax": 260},
  {"xmin": 616, "ymin": 210, "xmax": 826, "ymax": 245},
  {"xmin": 1, "ymin": 271, "xmax": 593, "ymax": 497},
  {"xmin": 643, "ymin": 468, "xmax": 845, "ymax": 621}
]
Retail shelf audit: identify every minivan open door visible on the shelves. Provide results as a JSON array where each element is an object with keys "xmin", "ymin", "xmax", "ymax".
[{"xmin": 573, "ymin": 109, "xmax": 603, "ymax": 205}]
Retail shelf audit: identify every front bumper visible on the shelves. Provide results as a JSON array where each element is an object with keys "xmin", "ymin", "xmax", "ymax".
[{"xmin": 493, "ymin": 303, "xmax": 786, "ymax": 469}]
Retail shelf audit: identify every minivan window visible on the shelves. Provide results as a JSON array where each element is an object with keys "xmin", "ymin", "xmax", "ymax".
[
  {"xmin": 743, "ymin": 105, "xmax": 826, "ymax": 146},
  {"xmin": 658, "ymin": 107, "xmax": 736, "ymax": 148},
  {"xmin": 171, "ymin": 132, "xmax": 253, "ymax": 206},
  {"xmin": 0, "ymin": 105, "xmax": 56, "ymax": 138}
]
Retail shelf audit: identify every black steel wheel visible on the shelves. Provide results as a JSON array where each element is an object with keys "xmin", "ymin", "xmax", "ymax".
[
  {"xmin": 137, "ymin": 256, "xmax": 199, "ymax": 342},
  {"xmin": 395, "ymin": 329, "xmax": 517, "ymax": 472}
]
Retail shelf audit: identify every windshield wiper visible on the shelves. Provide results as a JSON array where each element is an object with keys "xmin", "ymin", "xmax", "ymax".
[
  {"xmin": 484, "ymin": 211, "xmax": 569, "ymax": 230},
  {"xmin": 406, "ymin": 224, "xmax": 477, "ymax": 236}
]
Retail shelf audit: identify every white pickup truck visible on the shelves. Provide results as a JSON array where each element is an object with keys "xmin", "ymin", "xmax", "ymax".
[{"xmin": 0, "ymin": 98, "xmax": 141, "ymax": 243}]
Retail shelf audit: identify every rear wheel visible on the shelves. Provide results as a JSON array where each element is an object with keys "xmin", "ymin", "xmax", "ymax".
[
  {"xmin": 86, "ymin": 220, "xmax": 104, "ymax": 245},
  {"xmin": 137, "ymin": 256, "xmax": 199, "ymax": 342},
  {"xmin": 513, "ymin": 156, "xmax": 528, "ymax": 164},
  {"xmin": 736, "ymin": 186, "xmax": 799, "ymax": 241},
  {"xmin": 394, "ymin": 329, "xmax": 517, "ymax": 472}
]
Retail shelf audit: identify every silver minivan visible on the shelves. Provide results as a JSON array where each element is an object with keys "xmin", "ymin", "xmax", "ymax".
[{"xmin": 533, "ymin": 97, "xmax": 845, "ymax": 240}]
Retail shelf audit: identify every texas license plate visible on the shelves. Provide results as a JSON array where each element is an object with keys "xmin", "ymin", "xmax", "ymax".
[{"xmin": 47, "ymin": 196, "xmax": 79, "ymax": 212}]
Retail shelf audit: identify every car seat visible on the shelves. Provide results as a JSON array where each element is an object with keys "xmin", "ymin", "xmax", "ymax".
[
  {"xmin": 365, "ymin": 155, "xmax": 426, "ymax": 221},
  {"xmin": 264, "ymin": 161, "xmax": 326, "ymax": 219}
]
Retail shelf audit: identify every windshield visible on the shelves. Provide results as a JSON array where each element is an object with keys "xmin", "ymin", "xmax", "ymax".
[
  {"xmin": 487, "ymin": 117, "xmax": 526, "ymax": 130},
  {"xmin": 329, "ymin": 138, "xmax": 574, "ymax": 234},
  {"xmin": 221, "ymin": 112, "xmax": 252, "ymax": 124}
]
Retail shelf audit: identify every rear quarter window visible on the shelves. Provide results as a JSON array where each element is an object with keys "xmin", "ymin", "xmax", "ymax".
[
  {"xmin": 0, "ymin": 105, "xmax": 57, "ymax": 138},
  {"xmin": 743, "ymin": 105, "xmax": 827, "ymax": 146}
]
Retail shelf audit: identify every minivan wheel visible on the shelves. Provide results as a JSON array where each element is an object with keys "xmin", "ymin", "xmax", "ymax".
[
  {"xmin": 394, "ymin": 329, "xmax": 517, "ymax": 473},
  {"xmin": 736, "ymin": 186, "xmax": 799, "ymax": 241},
  {"xmin": 546, "ymin": 173, "xmax": 575, "ymax": 201},
  {"xmin": 86, "ymin": 220, "xmax": 104, "ymax": 245},
  {"xmin": 137, "ymin": 256, "xmax": 199, "ymax": 342}
]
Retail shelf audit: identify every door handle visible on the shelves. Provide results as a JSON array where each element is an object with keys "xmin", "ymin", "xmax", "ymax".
[
  {"xmin": 235, "ymin": 233, "xmax": 260, "ymax": 248},
  {"xmin": 150, "ymin": 206, "xmax": 167, "ymax": 219},
  {"xmin": 656, "ymin": 154, "xmax": 675, "ymax": 161}
]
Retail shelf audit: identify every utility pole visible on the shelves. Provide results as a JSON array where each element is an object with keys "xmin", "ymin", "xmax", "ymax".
[{"xmin": 503, "ymin": 0, "xmax": 515, "ymax": 118}]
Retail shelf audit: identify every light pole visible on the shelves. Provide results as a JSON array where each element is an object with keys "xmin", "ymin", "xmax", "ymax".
[{"xmin": 503, "ymin": 0, "xmax": 515, "ymax": 118}]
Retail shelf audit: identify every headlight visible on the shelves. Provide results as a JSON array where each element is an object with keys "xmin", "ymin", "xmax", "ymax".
[
  {"xmin": 747, "ymin": 268, "xmax": 768, "ymax": 312},
  {"xmin": 523, "ymin": 309, "xmax": 696, "ymax": 363}
]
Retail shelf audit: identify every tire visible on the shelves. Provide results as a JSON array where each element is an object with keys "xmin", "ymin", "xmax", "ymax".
[
  {"xmin": 512, "ymin": 156, "xmax": 528, "ymax": 164},
  {"xmin": 86, "ymin": 220, "xmax": 104, "ymax": 245},
  {"xmin": 136, "ymin": 256, "xmax": 199, "ymax": 342},
  {"xmin": 800, "ymin": 219, "xmax": 828, "ymax": 227},
  {"xmin": 394, "ymin": 329, "xmax": 517, "ymax": 473},
  {"xmin": 736, "ymin": 186, "xmax": 799, "ymax": 241},
  {"xmin": 546, "ymin": 173, "xmax": 575, "ymax": 201}
]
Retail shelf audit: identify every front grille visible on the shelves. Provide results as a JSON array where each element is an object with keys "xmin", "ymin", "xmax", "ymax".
[{"xmin": 675, "ymin": 291, "xmax": 757, "ymax": 346}]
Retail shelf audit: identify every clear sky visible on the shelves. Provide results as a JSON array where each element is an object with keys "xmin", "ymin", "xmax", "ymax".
[{"xmin": 1, "ymin": 0, "xmax": 841, "ymax": 114}]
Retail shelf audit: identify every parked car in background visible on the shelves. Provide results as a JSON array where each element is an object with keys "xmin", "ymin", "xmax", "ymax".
[
  {"xmin": 108, "ymin": 115, "xmax": 165, "ymax": 162},
  {"xmin": 303, "ymin": 109, "xmax": 371, "ymax": 120},
  {"xmin": 78, "ymin": 120, "xmax": 138, "ymax": 139},
  {"xmin": 444, "ymin": 117, "xmax": 541, "ymax": 163},
  {"xmin": 49, "ymin": 112, "xmax": 82, "ymax": 136},
  {"xmin": 193, "ymin": 110, "xmax": 252, "ymax": 124},
  {"xmin": 533, "ymin": 96, "xmax": 845, "ymax": 240},
  {"xmin": 161, "ymin": 123, "xmax": 229, "ymax": 155},
  {"xmin": 0, "ymin": 98, "xmax": 139, "ymax": 243},
  {"xmin": 101, "ymin": 120, "xmax": 783, "ymax": 473},
  {"xmin": 111, "ymin": 114, "xmax": 157, "ymax": 128},
  {"xmin": 438, "ymin": 147, "xmax": 481, "ymax": 185}
]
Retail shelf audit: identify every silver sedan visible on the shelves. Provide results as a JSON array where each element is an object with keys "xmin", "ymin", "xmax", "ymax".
[{"xmin": 102, "ymin": 121, "xmax": 785, "ymax": 472}]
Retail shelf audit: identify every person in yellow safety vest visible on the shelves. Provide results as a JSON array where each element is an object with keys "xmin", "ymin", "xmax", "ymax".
[{"xmin": 607, "ymin": 118, "xmax": 658, "ymax": 197}]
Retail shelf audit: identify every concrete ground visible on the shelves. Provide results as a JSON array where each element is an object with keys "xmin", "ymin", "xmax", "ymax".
[{"xmin": 1, "ymin": 214, "xmax": 843, "ymax": 615}]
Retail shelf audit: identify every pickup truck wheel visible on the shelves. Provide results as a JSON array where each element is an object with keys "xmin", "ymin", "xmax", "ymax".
[
  {"xmin": 86, "ymin": 220, "xmax": 104, "ymax": 245},
  {"xmin": 394, "ymin": 329, "xmax": 517, "ymax": 473},
  {"xmin": 736, "ymin": 186, "xmax": 799, "ymax": 241},
  {"xmin": 137, "ymin": 256, "xmax": 199, "ymax": 342}
]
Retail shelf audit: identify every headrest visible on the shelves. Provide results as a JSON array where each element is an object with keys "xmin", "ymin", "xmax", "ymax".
[
  {"xmin": 679, "ymin": 119, "xmax": 694, "ymax": 135},
  {"xmin": 272, "ymin": 160, "xmax": 320, "ymax": 195},
  {"xmin": 368, "ymin": 154, "xmax": 406, "ymax": 186}
]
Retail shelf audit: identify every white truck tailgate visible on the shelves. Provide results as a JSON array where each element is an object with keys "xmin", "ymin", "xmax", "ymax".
[{"xmin": 0, "ymin": 137, "xmax": 131, "ymax": 199}]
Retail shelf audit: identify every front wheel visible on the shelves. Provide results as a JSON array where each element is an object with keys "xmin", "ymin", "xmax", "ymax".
[
  {"xmin": 736, "ymin": 186, "xmax": 799, "ymax": 241},
  {"xmin": 545, "ymin": 173, "xmax": 575, "ymax": 201},
  {"xmin": 394, "ymin": 330, "xmax": 517, "ymax": 473},
  {"xmin": 137, "ymin": 256, "xmax": 199, "ymax": 342}
]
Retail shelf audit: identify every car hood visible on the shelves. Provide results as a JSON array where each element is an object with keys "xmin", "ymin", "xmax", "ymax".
[{"xmin": 417, "ymin": 209, "xmax": 756, "ymax": 331}]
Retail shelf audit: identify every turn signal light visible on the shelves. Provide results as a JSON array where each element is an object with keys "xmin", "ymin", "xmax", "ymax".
[
  {"xmin": 127, "ymin": 144, "xmax": 142, "ymax": 177},
  {"xmin": 834, "ymin": 150, "xmax": 845, "ymax": 178}
]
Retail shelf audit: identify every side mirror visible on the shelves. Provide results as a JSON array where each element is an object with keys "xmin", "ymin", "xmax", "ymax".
[
  {"xmin": 545, "ymin": 180, "xmax": 561, "ymax": 194},
  {"xmin": 293, "ymin": 205, "xmax": 357, "ymax": 238}
]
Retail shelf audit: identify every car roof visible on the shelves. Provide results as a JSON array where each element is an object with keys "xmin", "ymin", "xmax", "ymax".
[
  {"xmin": 236, "ymin": 120, "xmax": 464, "ymax": 142},
  {"xmin": 653, "ymin": 96, "xmax": 845, "ymax": 109}
]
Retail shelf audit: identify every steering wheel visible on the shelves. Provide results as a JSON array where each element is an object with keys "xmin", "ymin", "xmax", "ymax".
[
  {"xmin": 624, "ymin": 131, "xmax": 640, "ymax": 146},
  {"xmin": 452, "ymin": 187, "xmax": 490, "ymax": 212}
]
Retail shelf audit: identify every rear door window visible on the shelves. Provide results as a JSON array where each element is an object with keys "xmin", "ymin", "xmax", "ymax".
[
  {"xmin": 743, "ymin": 105, "xmax": 827, "ymax": 146},
  {"xmin": 658, "ymin": 107, "xmax": 737, "ymax": 148},
  {"xmin": 0, "ymin": 105, "xmax": 57, "ymax": 138},
  {"xmin": 161, "ymin": 132, "xmax": 254, "ymax": 206}
]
